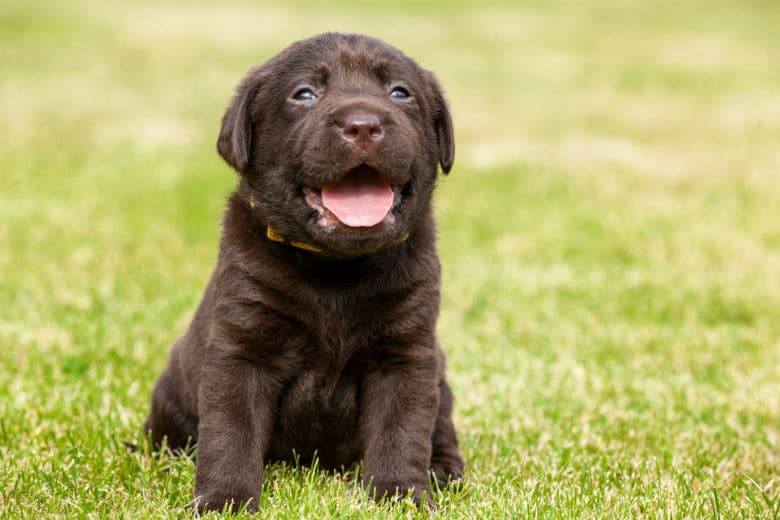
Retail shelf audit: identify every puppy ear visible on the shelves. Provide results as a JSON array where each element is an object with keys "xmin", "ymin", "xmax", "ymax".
[
  {"xmin": 431, "ymin": 76, "xmax": 455, "ymax": 174},
  {"xmin": 217, "ymin": 66, "xmax": 263, "ymax": 173}
]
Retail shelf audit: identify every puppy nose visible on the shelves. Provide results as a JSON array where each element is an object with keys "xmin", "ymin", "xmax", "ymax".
[{"xmin": 341, "ymin": 112, "xmax": 384, "ymax": 148}]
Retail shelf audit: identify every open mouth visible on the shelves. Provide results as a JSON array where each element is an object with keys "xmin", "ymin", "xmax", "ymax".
[{"xmin": 304, "ymin": 165, "xmax": 397, "ymax": 228}]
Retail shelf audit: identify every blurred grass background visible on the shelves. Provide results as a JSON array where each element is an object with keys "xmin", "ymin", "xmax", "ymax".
[{"xmin": 1, "ymin": 0, "xmax": 779, "ymax": 517}]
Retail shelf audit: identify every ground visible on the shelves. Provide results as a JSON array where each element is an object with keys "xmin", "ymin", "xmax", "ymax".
[{"xmin": 1, "ymin": 0, "xmax": 779, "ymax": 518}]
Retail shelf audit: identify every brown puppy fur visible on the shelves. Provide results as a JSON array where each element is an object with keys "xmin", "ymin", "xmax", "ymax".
[{"xmin": 143, "ymin": 33, "xmax": 463, "ymax": 513}]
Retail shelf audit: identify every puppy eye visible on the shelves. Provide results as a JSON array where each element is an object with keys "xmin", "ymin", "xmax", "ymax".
[
  {"xmin": 389, "ymin": 86, "xmax": 410, "ymax": 99},
  {"xmin": 292, "ymin": 88, "xmax": 318, "ymax": 102}
]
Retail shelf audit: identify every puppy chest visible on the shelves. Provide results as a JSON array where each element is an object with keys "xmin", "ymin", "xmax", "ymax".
[{"xmin": 274, "ymin": 367, "xmax": 362, "ymax": 444}]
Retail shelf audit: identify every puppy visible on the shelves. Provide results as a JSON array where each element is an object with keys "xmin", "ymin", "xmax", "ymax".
[{"xmin": 143, "ymin": 33, "xmax": 463, "ymax": 512}]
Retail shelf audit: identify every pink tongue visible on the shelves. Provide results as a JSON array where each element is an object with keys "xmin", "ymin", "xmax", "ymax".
[{"xmin": 321, "ymin": 170, "xmax": 394, "ymax": 227}]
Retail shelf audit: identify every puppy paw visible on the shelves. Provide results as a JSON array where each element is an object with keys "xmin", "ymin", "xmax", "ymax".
[
  {"xmin": 368, "ymin": 480, "xmax": 435, "ymax": 510},
  {"xmin": 430, "ymin": 454, "xmax": 464, "ymax": 489},
  {"xmin": 186, "ymin": 494, "xmax": 258, "ymax": 515}
]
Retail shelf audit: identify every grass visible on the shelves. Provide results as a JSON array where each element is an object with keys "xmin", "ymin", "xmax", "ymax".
[{"xmin": 2, "ymin": 0, "xmax": 779, "ymax": 517}]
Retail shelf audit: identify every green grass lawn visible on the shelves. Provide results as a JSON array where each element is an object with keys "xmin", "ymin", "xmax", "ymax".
[{"xmin": 2, "ymin": 0, "xmax": 779, "ymax": 517}]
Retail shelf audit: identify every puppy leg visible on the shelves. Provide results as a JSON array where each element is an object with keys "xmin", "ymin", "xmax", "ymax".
[
  {"xmin": 192, "ymin": 353, "xmax": 278, "ymax": 514},
  {"xmin": 429, "ymin": 377, "xmax": 464, "ymax": 488},
  {"xmin": 360, "ymin": 353, "xmax": 438, "ymax": 508},
  {"xmin": 143, "ymin": 369, "xmax": 199, "ymax": 453}
]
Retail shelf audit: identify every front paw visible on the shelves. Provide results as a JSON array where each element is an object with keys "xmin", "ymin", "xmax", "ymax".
[
  {"xmin": 368, "ymin": 479, "xmax": 435, "ymax": 510},
  {"xmin": 186, "ymin": 492, "xmax": 258, "ymax": 515},
  {"xmin": 430, "ymin": 453, "xmax": 465, "ymax": 489}
]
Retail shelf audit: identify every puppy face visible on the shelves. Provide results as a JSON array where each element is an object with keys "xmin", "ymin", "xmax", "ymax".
[{"xmin": 217, "ymin": 33, "xmax": 454, "ymax": 255}]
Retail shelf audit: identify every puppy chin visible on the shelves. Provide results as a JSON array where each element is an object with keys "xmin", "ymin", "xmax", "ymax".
[{"xmin": 312, "ymin": 223, "xmax": 406, "ymax": 257}]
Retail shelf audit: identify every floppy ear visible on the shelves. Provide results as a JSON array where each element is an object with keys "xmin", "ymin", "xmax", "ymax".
[
  {"xmin": 431, "ymin": 77, "xmax": 455, "ymax": 174},
  {"xmin": 217, "ymin": 66, "xmax": 263, "ymax": 173}
]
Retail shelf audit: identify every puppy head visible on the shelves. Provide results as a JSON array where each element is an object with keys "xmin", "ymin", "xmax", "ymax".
[{"xmin": 217, "ymin": 33, "xmax": 454, "ymax": 255}]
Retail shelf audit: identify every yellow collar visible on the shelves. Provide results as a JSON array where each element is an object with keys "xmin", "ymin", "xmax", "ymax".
[
  {"xmin": 251, "ymin": 195, "xmax": 408, "ymax": 254},
  {"xmin": 265, "ymin": 225, "xmax": 324, "ymax": 253}
]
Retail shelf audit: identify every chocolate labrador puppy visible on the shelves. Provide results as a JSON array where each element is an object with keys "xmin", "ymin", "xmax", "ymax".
[{"xmin": 143, "ymin": 32, "xmax": 463, "ymax": 512}]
